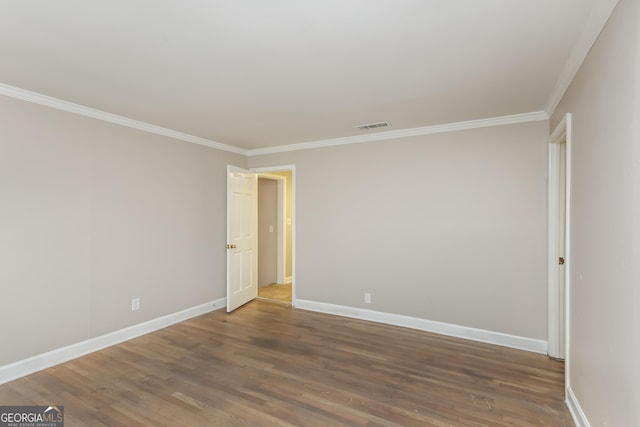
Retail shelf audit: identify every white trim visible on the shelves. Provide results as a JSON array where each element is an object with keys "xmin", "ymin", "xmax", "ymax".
[
  {"xmin": 0, "ymin": 83, "xmax": 246, "ymax": 155},
  {"xmin": 547, "ymin": 141, "xmax": 562, "ymax": 357},
  {"xmin": 295, "ymin": 300, "xmax": 547, "ymax": 354},
  {"xmin": 547, "ymin": 114, "xmax": 567, "ymax": 360},
  {"xmin": 547, "ymin": 113, "xmax": 572, "ymax": 363},
  {"xmin": 549, "ymin": 116, "xmax": 569, "ymax": 146},
  {"xmin": 251, "ymin": 165, "xmax": 296, "ymax": 307},
  {"xmin": 247, "ymin": 111, "xmax": 548, "ymax": 156},
  {"xmin": 564, "ymin": 115, "xmax": 573, "ymax": 384},
  {"xmin": 0, "ymin": 298, "xmax": 226, "ymax": 386},
  {"xmin": 545, "ymin": 0, "xmax": 619, "ymax": 115},
  {"xmin": 1, "ymin": 83, "xmax": 549, "ymax": 156},
  {"xmin": 566, "ymin": 387, "xmax": 591, "ymax": 427}
]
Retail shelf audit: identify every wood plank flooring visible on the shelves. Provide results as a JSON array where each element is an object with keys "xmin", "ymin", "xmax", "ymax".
[
  {"xmin": 0, "ymin": 300, "xmax": 574, "ymax": 426},
  {"xmin": 258, "ymin": 283, "xmax": 292, "ymax": 303}
]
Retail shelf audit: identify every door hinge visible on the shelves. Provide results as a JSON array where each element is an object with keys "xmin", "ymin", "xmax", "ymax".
[{"xmin": 225, "ymin": 244, "xmax": 237, "ymax": 249}]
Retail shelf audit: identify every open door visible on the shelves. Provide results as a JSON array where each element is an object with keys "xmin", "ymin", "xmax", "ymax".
[{"xmin": 226, "ymin": 165, "xmax": 258, "ymax": 312}]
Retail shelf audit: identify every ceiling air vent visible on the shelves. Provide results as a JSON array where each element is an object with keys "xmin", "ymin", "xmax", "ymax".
[{"xmin": 355, "ymin": 121, "xmax": 389, "ymax": 130}]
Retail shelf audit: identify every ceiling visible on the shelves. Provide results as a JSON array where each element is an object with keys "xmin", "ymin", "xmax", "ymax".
[{"xmin": 0, "ymin": 1, "xmax": 615, "ymax": 151}]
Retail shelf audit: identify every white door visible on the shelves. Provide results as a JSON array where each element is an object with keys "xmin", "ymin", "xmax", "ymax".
[
  {"xmin": 226, "ymin": 165, "xmax": 258, "ymax": 312},
  {"xmin": 548, "ymin": 114, "xmax": 571, "ymax": 360},
  {"xmin": 555, "ymin": 142, "xmax": 567, "ymax": 358}
]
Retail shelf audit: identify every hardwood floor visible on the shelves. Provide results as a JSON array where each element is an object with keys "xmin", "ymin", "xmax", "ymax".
[
  {"xmin": 258, "ymin": 283, "xmax": 292, "ymax": 303},
  {"xmin": 0, "ymin": 300, "xmax": 573, "ymax": 426}
]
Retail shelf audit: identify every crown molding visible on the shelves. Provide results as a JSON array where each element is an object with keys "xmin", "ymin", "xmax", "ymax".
[
  {"xmin": 0, "ymin": 83, "xmax": 247, "ymax": 155},
  {"xmin": 247, "ymin": 111, "xmax": 549, "ymax": 156},
  {"xmin": 545, "ymin": 0, "xmax": 619, "ymax": 115},
  {"xmin": 1, "ymin": 83, "xmax": 549, "ymax": 157}
]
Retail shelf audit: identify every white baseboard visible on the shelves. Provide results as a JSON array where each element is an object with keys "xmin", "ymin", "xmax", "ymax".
[
  {"xmin": 295, "ymin": 299, "xmax": 547, "ymax": 354},
  {"xmin": 0, "ymin": 298, "xmax": 226, "ymax": 385},
  {"xmin": 566, "ymin": 386, "xmax": 591, "ymax": 427}
]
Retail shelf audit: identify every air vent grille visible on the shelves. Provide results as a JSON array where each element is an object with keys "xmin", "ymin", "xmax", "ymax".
[{"xmin": 355, "ymin": 121, "xmax": 389, "ymax": 130}]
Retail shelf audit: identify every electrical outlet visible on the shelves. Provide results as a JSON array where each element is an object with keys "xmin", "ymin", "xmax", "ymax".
[
  {"xmin": 131, "ymin": 298, "xmax": 140, "ymax": 311},
  {"xmin": 364, "ymin": 293, "xmax": 372, "ymax": 304}
]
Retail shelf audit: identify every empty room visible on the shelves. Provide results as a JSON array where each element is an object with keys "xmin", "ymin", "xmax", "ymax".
[{"xmin": 0, "ymin": 1, "xmax": 638, "ymax": 426}]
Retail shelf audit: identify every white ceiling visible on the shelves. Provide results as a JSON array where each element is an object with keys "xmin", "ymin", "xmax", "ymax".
[{"xmin": 0, "ymin": 1, "xmax": 615, "ymax": 151}]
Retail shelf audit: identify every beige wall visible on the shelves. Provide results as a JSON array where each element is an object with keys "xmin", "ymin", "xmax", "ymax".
[
  {"xmin": 0, "ymin": 95, "xmax": 246, "ymax": 366},
  {"xmin": 249, "ymin": 121, "xmax": 549, "ymax": 340},
  {"xmin": 550, "ymin": 0, "xmax": 640, "ymax": 424}
]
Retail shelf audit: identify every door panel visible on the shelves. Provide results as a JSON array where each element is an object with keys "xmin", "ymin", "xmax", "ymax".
[
  {"xmin": 556, "ymin": 143, "xmax": 566, "ymax": 358},
  {"xmin": 547, "ymin": 114, "xmax": 570, "ymax": 361},
  {"xmin": 227, "ymin": 165, "xmax": 257, "ymax": 312}
]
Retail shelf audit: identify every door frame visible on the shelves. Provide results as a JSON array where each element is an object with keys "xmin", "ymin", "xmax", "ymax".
[
  {"xmin": 547, "ymin": 113, "xmax": 572, "ymax": 365},
  {"xmin": 252, "ymin": 165, "xmax": 296, "ymax": 306},
  {"xmin": 257, "ymin": 173, "xmax": 286, "ymax": 285}
]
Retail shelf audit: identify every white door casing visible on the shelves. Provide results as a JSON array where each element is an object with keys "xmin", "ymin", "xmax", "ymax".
[
  {"xmin": 227, "ymin": 165, "xmax": 258, "ymax": 312},
  {"xmin": 252, "ymin": 165, "xmax": 296, "ymax": 305},
  {"xmin": 548, "ymin": 113, "xmax": 572, "ymax": 361}
]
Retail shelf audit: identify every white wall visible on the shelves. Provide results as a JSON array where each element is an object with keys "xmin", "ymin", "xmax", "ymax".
[
  {"xmin": 550, "ymin": 0, "xmax": 640, "ymax": 424},
  {"xmin": 249, "ymin": 121, "xmax": 549, "ymax": 341},
  {"xmin": 0, "ymin": 94, "xmax": 245, "ymax": 366}
]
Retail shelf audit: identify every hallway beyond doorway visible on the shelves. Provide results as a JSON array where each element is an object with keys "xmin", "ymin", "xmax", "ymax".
[{"xmin": 258, "ymin": 283, "xmax": 292, "ymax": 304}]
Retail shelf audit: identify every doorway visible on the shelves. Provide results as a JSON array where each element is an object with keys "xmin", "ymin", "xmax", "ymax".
[
  {"xmin": 255, "ymin": 167, "xmax": 294, "ymax": 305},
  {"xmin": 548, "ymin": 113, "xmax": 571, "ymax": 365}
]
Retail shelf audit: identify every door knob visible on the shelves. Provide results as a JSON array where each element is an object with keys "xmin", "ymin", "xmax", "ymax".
[
  {"xmin": 225, "ymin": 244, "xmax": 237, "ymax": 249},
  {"xmin": 559, "ymin": 257, "xmax": 565, "ymax": 265}
]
